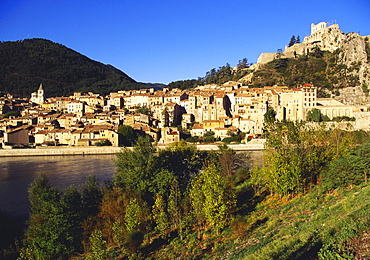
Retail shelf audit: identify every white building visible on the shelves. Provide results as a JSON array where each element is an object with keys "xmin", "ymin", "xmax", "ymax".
[{"xmin": 30, "ymin": 84, "xmax": 44, "ymax": 104}]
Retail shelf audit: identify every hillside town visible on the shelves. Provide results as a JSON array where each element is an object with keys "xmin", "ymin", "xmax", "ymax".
[
  {"xmin": 2, "ymin": 21, "xmax": 370, "ymax": 149},
  {"xmin": 1, "ymin": 81, "xmax": 370, "ymax": 148}
]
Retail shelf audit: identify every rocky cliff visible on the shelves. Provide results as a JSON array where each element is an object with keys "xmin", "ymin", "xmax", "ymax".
[{"xmin": 336, "ymin": 33, "xmax": 370, "ymax": 89}]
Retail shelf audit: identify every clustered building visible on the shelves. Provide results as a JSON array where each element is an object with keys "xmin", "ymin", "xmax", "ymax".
[{"xmin": 1, "ymin": 82, "xmax": 370, "ymax": 148}]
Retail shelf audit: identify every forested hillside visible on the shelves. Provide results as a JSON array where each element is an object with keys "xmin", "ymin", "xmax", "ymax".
[{"xmin": 0, "ymin": 38, "xmax": 146, "ymax": 97}]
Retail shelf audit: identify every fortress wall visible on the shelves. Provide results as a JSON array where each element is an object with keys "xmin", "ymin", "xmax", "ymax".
[{"xmin": 257, "ymin": 53, "xmax": 276, "ymax": 64}]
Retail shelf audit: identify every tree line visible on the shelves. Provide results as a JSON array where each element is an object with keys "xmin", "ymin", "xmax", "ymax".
[{"xmin": 167, "ymin": 58, "xmax": 251, "ymax": 90}]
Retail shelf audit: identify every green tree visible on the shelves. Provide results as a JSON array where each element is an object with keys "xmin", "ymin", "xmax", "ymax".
[
  {"xmin": 94, "ymin": 139, "xmax": 112, "ymax": 146},
  {"xmin": 259, "ymin": 121, "xmax": 333, "ymax": 196},
  {"xmin": 114, "ymin": 136, "xmax": 157, "ymax": 193},
  {"xmin": 2, "ymin": 111, "xmax": 20, "ymax": 118},
  {"xmin": 190, "ymin": 165, "xmax": 235, "ymax": 234},
  {"xmin": 61, "ymin": 185, "xmax": 84, "ymax": 251},
  {"xmin": 288, "ymin": 35, "xmax": 296, "ymax": 47},
  {"xmin": 117, "ymin": 125, "xmax": 138, "ymax": 146},
  {"xmin": 150, "ymin": 169, "xmax": 175, "ymax": 197},
  {"xmin": 203, "ymin": 130, "xmax": 215, "ymax": 143},
  {"xmin": 310, "ymin": 46, "xmax": 324, "ymax": 58},
  {"xmin": 324, "ymin": 141, "xmax": 370, "ymax": 189},
  {"xmin": 274, "ymin": 58, "xmax": 288, "ymax": 70},
  {"xmin": 156, "ymin": 140, "xmax": 205, "ymax": 192},
  {"xmin": 261, "ymin": 148, "xmax": 304, "ymax": 196},
  {"xmin": 21, "ymin": 175, "xmax": 77, "ymax": 259},
  {"xmin": 135, "ymin": 106, "xmax": 150, "ymax": 115},
  {"xmin": 152, "ymin": 194, "xmax": 169, "ymax": 235},
  {"xmin": 237, "ymin": 58, "xmax": 249, "ymax": 69},
  {"xmin": 125, "ymin": 198, "xmax": 143, "ymax": 234},
  {"xmin": 264, "ymin": 106, "xmax": 277, "ymax": 125},
  {"xmin": 324, "ymin": 155, "xmax": 366, "ymax": 189},
  {"xmin": 167, "ymin": 178, "xmax": 183, "ymax": 235},
  {"xmin": 124, "ymin": 197, "xmax": 149, "ymax": 252},
  {"xmin": 86, "ymin": 230, "xmax": 107, "ymax": 260},
  {"xmin": 80, "ymin": 175, "xmax": 103, "ymax": 218},
  {"xmin": 307, "ymin": 108, "xmax": 329, "ymax": 122}
]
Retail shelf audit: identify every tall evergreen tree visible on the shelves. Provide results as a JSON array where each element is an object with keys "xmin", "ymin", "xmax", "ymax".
[
  {"xmin": 288, "ymin": 35, "xmax": 296, "ymax": 47},
  {"xmin": 296, "ymin": 35, "xmax": 301, "ymax": 43}
]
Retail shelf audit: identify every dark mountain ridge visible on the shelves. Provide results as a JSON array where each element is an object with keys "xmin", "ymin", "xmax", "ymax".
[{"xmin": 0, "ymin": 38, "xmax": 146, "ymax": 97}]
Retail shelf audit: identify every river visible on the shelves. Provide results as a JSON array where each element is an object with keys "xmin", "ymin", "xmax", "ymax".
[
  {"xmin": 0, "ymin": 151, "xmax": 264, "ymax": 221},
  {"xmin": 0, "ymin": 154, "xmax": 117, "ymax": 221}
]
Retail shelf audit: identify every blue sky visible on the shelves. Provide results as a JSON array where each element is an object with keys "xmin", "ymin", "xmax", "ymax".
[{"xmin": 1, "ymin": 0, "xmax": 369, "ymax": 84}]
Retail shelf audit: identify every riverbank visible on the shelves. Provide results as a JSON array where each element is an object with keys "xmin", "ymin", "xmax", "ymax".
[{"xmin": 0, "ymin": 140, "xmax": 265, "ymax": 157}]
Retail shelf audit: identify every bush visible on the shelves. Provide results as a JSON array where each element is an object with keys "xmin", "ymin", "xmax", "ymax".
[
  {"xmin": 222, "ymin": 136, "xmax": 241, "ymax": 143},
  {"xmin": 124, "ymin": 231, "xmax": 144, "ymax": 254},
  {"xmin": 186, "ymin": 136, "xmax": 199, "ymax": 143},
  {"xmin": 2, "ymin": 111, "xmax": 20, "ymax": 118},
  {"xmin": 94, "ymin": 139, "xmax": 112, "ymax": 146},
  {"xmin": 323, "ymin": 142, "xmax": 370, "ymax": 189},
  {"xmin": 332, "ymin": 116, "xmax": 355, "ymax": 122}
]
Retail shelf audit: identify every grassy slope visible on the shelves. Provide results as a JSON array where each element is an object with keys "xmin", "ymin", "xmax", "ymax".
[
  {"xmin": 150, "ymin": 184, "xmax": 370, "ymax": 260},
  {"xmin": 229, "ymin": 184, "xmax": 370, "ymax": 259}
]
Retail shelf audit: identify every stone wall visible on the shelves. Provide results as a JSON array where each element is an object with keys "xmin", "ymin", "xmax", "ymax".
[
  {"xmin": 0, "ymin": 143, "xmax": 265, "ymax": 157},
  {"xmin": 257, "ymin": 53, "xmax": 277, "ymax": 64},
  {"xmin": 0, "ymin": 146, "xmax": 122, "ymax": 157}
]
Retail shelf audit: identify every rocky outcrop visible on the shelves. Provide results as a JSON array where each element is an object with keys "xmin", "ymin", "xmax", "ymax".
[
  {"xmin": 337, "ymin": 33, "xmax": 370, "ymax": 89},
  {"xmin": 332, "ymin": 33, "xmax": 370, "ymax": 105},
  {"xmin": 336, "ymin": 86, "xmax": 369, "ymax": 105}
]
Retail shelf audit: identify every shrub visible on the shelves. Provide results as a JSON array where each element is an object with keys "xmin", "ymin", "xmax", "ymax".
[
  {"xmin": 186, "ymin": 136, "xmax": 199, "ymax": 143},
  {"xmin": 222, "ymin": 136, "xmax": 241, "ymax": 143},
  {"xmin": 323, "ymin": 142, "xmax": 370, "ymax": 189},
  {"xmin": 2, "ymin": 111, "xmax": 20, "ymax": 118},
  {"xmin": 124, "ymin": 231, "xmax": 144, "ymax": 254},
  {"xmin": 94, "ymin": 139, "xmax": 112, "ymax": 146}
]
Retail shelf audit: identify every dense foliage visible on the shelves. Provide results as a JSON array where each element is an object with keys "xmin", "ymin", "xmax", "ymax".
[
  {"xmin": 0, "ymin": 39, "xmax": 146, "ymax": 97},
  {"xmin": 2, "ymin": 126, "xmax": 370, "ymax": 259}
]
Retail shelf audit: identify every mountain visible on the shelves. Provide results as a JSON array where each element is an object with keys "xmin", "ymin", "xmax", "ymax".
[{"xmin": 0, "ymin": 38, "xmax": 147, "ymax": 97}]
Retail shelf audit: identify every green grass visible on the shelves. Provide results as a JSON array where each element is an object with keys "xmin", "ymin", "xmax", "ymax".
[
  {"xmin": 223, "ymin": 184, "xmax": 370, "ymax": 259},
  {"xmin": 150, "ymin": 184, "xmax": 369, "ymax": 259}
]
